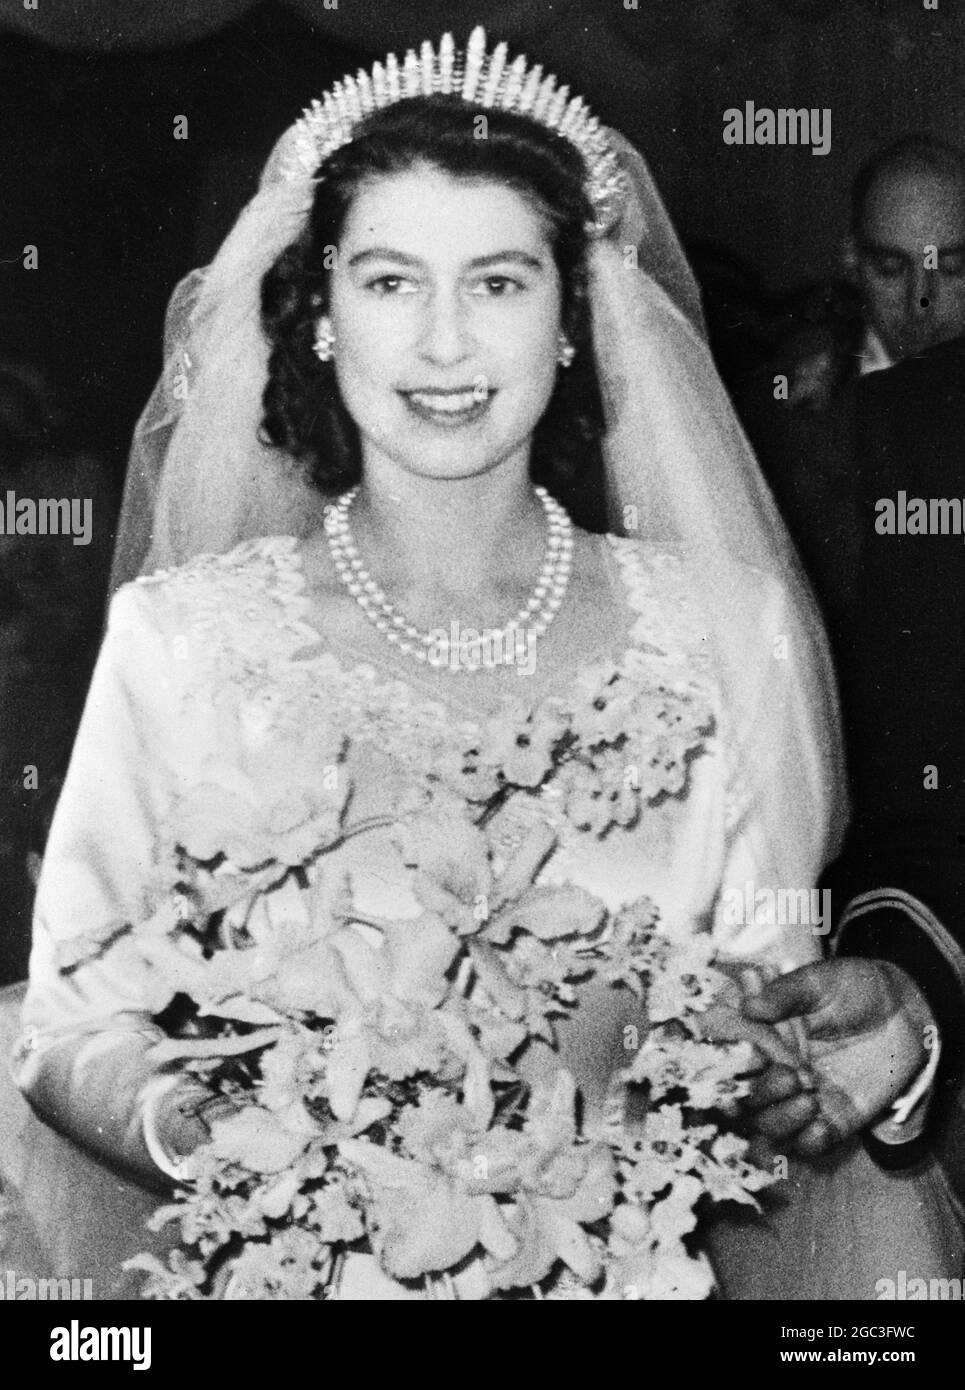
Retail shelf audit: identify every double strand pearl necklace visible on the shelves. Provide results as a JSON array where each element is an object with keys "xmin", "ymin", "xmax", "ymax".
[{"xmin": 323, "ymin": 485, "xmax": 574, "ymax": 670}]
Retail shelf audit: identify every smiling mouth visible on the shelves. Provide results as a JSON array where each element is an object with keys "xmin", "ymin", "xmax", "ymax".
[{"xmin": 399, "ymin": 386, "xmax": 496, "ymax": 425}]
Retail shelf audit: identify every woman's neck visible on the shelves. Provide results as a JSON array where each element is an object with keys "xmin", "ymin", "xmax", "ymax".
[{"xmin": 348, "ymin": 458, "xmax": 549, "ymax": 609}]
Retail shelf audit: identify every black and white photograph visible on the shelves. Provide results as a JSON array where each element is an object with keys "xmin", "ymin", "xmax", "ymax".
[{"xmin": 1, "ymin": 0, "xmax": 963, "ymax": 1342}]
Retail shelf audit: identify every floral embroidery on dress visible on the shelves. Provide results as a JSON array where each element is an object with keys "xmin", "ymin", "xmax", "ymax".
[
  {"xmin": 137, "ymin": 533, "xmax": 724, "ymax": 837},
  {"xmin": 605, "ymin": 536, "xmax": 714, "ymax": 677},
  {"xmin": 605, "ymin": 538, "xmax": 754, "ymax": 832},
  {"xmin": 136, "ymin": 538, "xmax": 320, "ymax": 697}
]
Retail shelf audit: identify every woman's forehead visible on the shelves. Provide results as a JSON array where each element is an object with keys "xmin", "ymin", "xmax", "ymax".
[{"xmin": 338, "ymin": 164, "xmax": 553, "ymax": 262}]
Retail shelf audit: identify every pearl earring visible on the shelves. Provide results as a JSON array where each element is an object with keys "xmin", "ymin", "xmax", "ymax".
[
  {"xmin": 313, "ymin": 322, "xmax": 336, "ymax": 363},
  {"xmin": 557, "ymin": 334, "xmax": 576, "ymax": 368}
]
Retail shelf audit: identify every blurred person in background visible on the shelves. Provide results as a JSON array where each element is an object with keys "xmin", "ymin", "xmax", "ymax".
[
  {"xmin": 729, "ymin": 333, "xmax": 965, "ymax": 1284},
  {"xmin": 0, "ymin": 361, "xmax": 115, "ymax": 984},
  {"xmin": 736, "ymin": 135, "xmax": 965, "ymax": 647},
  {"xmin": 751, "ymin": 135, "xmax": 965, "ymax": 416},
  {"xmin": 846, "ymin": 135, "xmax": 965, "ymax": 374}
]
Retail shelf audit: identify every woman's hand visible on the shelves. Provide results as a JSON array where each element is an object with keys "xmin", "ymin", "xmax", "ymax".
[{"xmin": 740, "ymin": 958, "xmax": 934, "ymax": 1155}]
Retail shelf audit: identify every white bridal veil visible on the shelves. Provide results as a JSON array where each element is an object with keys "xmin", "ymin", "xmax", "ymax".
[{"xmin": 108, "ymin": 39, "xmax": 848, "ymax": 899}]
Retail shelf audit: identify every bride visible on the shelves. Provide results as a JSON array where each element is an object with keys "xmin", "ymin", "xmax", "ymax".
[{"xmin": 8, "ymin": 29, "xmax": 959, "ymax": 1299}]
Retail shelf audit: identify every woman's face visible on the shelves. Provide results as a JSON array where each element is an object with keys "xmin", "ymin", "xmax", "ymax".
[{"xmin": 325, "ymin": 163, "xmax": 564, "ymax": 484}]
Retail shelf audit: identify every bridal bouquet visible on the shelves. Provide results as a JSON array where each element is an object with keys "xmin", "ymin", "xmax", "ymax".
[{"xmin": 79, "ymin": 664, "xmax": 772, "ymax": 1299}]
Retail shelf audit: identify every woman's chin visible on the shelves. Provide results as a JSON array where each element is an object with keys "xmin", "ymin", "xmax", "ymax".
[{"xmin": 366, "ymin": 442, "xmax": 525, "ymax": 485}]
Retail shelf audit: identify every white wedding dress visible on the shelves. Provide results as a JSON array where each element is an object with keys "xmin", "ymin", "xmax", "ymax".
[{"xmin": 3, "ymin": 532, "xmax": 960, "ymax": 1299}]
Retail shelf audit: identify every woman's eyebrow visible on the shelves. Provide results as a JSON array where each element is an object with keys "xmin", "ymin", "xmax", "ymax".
[
  {"xmin": 348, "ymin": 248, "xmax": 423, "ymax": 268},
  {"xmin": 347, "ymin": 248, "xmax": 545, "ymax": 270},
  {"xmin": 465, "ymin": 251, "xmax": 545, "ymax": 270}
]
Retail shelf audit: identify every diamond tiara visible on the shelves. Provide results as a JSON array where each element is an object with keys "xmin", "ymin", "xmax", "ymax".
[{"xmin": 280, "ymin": 26, "xmax": 627, "ymax": 235}]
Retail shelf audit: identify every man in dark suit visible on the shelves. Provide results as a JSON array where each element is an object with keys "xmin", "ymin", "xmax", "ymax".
[
  {"xmin": 737, "ymin": 137, "xmax": 965, "ymax": 644},
  {"xmin": 739, "ymin": 334, "xmax": 965, "ymax": 1197}
]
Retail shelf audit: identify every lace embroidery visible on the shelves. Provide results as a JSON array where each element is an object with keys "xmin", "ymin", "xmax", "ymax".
[
  {"xmin": 136, "ymin": 538, "xmax": 319, "ymax": 691},
  {"xmin": 605, "ymin": 535, "xmax": 713, "ymax": 677},
  {"xmin": 136, "ymin": 533, "xmax": 739, "ymax": 826}
]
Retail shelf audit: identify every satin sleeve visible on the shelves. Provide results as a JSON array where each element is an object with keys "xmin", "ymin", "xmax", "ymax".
[
  {"xmin": 709, "ymin": 570, "xmax": 830, "ymax": 973},
  {"xmin": 710, "ymin": 799, "xmax": 825, "ymax": 972},
  {"xmin": 11, "ymin": 580, "xmax": 186, "ymax": 1180}
]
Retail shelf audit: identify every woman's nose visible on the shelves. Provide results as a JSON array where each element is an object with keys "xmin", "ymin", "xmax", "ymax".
[{"xmin": 417, "ymin": 289, "xmax": 472, "ymax": 366}]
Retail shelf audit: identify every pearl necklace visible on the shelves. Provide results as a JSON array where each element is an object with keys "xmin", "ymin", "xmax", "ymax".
[{"xmin": 324, "ymin": 485, "xmax": 574, "ymax": 670}]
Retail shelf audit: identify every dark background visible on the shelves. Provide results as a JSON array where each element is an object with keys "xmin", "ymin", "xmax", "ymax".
[
  {"xmin": 2, "ymin": 0, "xmax": 963, "ymax": 473},
  {"xmin": 1, "ymin": 0, "xmax": 963, "ymax": 982}
]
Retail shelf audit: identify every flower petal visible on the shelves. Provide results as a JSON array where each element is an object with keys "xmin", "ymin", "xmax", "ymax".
[
  {"xmin": 468, "ymin": 943, "xmax": 526, "ymax": 1020},
  {"xmin": 368, "ymin": 1173, "xmax": 484, "ymax": 1279},
  {"xmin": 476, "ymin": 1194, "xmax": 518, "ymax": 1262},
  {"xmin": 553, "ymin": 1144, "xmax": 617, "ymax": 1224},
  {"xmin": 488, "ymin": 1198, "xmax": 559, "ymax": 1290},
  {"xmin": 396, "ymin": 813, "xmax": 492, "ymax": 906},
  {"xmin": 208, "ymin": 1106, "xmax": 311, "ymax": 1175},
  {"xmin": 326, "ymin": 1035, "xmax": 371, "ymax": 1121},
  {"xmin": 534, "ymin": 1202, "xmax": 602, "ymax": 1284},
  {"xmin": 383, "ymin": 914, "xmax": 460, "ymax": 1008},
  {"xmin": 492, "ymin": 821, "xmax": 557, "ymax": 906},
  {"xmin": 503, "ymin": 884, "xmax": 606, "ymax": 942}
]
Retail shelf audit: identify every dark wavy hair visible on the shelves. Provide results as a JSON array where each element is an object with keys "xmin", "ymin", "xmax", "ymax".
[{"xmin": 259, "ymin": 94, "xmax": 607, "ymax": 520}]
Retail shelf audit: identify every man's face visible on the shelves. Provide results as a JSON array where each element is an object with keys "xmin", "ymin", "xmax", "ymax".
[{"xmin": 853, "ymin": 166, "xmax": 965, "ymax": 361}]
